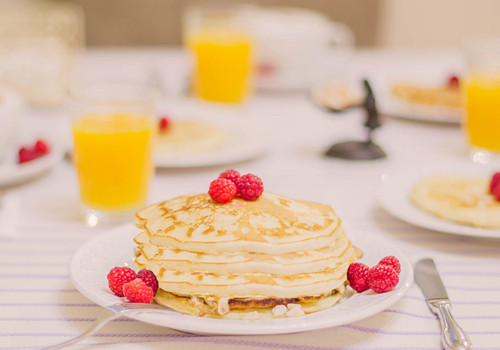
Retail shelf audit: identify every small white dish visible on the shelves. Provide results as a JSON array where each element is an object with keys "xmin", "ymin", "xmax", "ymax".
[
  {"xmin": 0, "ymin": 141, "xmax": 64, "ymax": 187},
  {"xmin": 70, "ymin": 223, "xmax": 412, "ymax": 335},
  {"xmin": 377, "ymin": 163, "xmax": 500, "ymax": 239}
]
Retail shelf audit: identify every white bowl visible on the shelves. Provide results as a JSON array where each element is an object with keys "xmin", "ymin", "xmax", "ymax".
[{"xmin": 0, "ymin": 85, "xmax": 23, "ymax": 163}]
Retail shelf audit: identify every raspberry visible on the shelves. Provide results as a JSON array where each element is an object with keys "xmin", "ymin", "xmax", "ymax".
[
  {"xmin": 219, "ymin": 169, "xmax": 241, "ymax": 185},
  {"xmin": 159, "ymin": 116, "xmax": 170, "ymax": 131},
  {"xmin": 448, "ymin": 75, "xmax": 460, "ymax": 88},
  {"xmin": 18, "ymin": 147, "xmax": 37, "ymax": 164},
  {"xmin": 107, "ymin": 266, "xmax": 136, "ymax": 297},
  {"xmin": 367, "ymin": 265, "xmax": 399, "ymax": 293},
  {"xmin": 378, "ymin": 256, "xmax": 401, "ymax": 275},
  {"xmin": 236, "ymin": 174, "xmax": 264, "ymax": 201},
  {"xmin": 347, "ymin": 262, "xmax": 370, "ymax": 292},
  {"xmin": 35, "ymin": 139, "xmax": 50, "ymax": 155},
  {"xmin": 258, "ymin": 62, "xmax": 276, "ymax": 77},
  {"xmin": 136, "ymin": 269, "xmax": 159, "ymax": 296},
  {"xmin": 489, "ymin": 172, "xmax": 500, "ymax": 194},
  {"xmin": 209, "ymin": 178, "xmax": 237, "ymax": 203},
  {"xmin": 122, "ymin": 278, "xmax": 154, "ymax": 303},
  {"xmin": 493, "ymin": 184, "xmax": 500, "ymax": 201}
]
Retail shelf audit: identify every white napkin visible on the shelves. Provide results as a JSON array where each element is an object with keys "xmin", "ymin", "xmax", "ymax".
[{"xmin": 0, "ymin": 191, "xmax": 19, "ymax": 238}]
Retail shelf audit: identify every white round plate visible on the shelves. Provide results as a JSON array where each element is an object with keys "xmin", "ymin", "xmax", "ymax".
[
  {"xmin": 374, "ymin": 77, "xmax": 462, "ymax": 124},
  {"xmin": 378, "ymin": 95, "xmax": 462, "ymax": 124},
  {"xmin": 377, "ymin": 163, "xmax": 500, "ymax": 239},
  {"xmin": 154, "ymin": 127, "xmax": 267, "ymax": 168},
  {"xmin": 70, "ymin": 224, "xmax": 412, "ymax": 335},
  {"xmin": 0, "ymin": 142, "xmax": 64, "ymax": 187}
]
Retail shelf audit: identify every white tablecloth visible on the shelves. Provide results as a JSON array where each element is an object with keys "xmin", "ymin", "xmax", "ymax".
[{"xmin": 1, "ymin": 48, "xmax": 500, "ymax": 350}]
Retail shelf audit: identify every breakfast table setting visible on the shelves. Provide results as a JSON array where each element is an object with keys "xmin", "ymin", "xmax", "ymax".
[{"xmin": 1, "ymin": 4, "xmax": 500, "ymax": 350}]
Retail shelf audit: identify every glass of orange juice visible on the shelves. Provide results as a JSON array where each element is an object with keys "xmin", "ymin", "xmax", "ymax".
[
  {"xmin": 70, "ymin": 83, "xmax": 158, "ymax": 226},
  {"xmin": 464, "ymin": 38, "xmax": 500, "ymax": 162},
  {"xmin": 183, "ymin": 2, "xmax": 254, "ymax": 103}
]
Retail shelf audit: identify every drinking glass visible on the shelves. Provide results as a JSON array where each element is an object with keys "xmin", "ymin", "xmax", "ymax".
[
  {"xmin": 464, "ymin": 38, "xmax": 500, "ymax": 163},
  {"xmin": 183, "ymin": 2, "xmax": 255, "ymax": 103},
  {"xmin": 70, "ymin": 83, "xmax": 157, "ymax": 226}
]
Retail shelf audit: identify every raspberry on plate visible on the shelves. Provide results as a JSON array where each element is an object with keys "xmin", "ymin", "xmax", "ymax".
[
  {"xmin": 136, "ymin": 269, "xmax": 159, "ymax": 296},
  {"xmin": 122, "ymin": 278, "xmax": 154, "ymax": 303},
  {"xmin": 236, "ymin": 173, "xmax": 264, "ymax": 201},
  {"xmin": 159, "ymin": 116, "xmax": 170, "ymax": 131},
  {"xmin": 489, "ymin": 172, "xmax": 500, "ymax": 194},
  {"xmin": 18, "ymin": 147, "xmax": 37, "ymax": 164},
  {"xmin": 218, "ymin": 169, "xmax": 241, "ymax": 185},
  {"xmin": 209, "ymin": 178, "xmax": 237, "ymax": 203},
  {"xmin": 378, "ymin": 256, "xmax": 401, "ymax": 275},
  {"xmin": 447, "ymin": 75, "xmax": 460, "ymax": 88},
  {"xmin": 35, "ymin": 139, "xmax": 50, "ymax": 155},
  {"xmin": 107, "ymin": 266, "xmax": 136, "ymax": 297},
  {"xmin": 347, "ymin": 262, "xmax": 370, "ymax": 292},
  {"xmin": 367, "ymin": 265, "xmax": 399, "ymax": 293},
  {"xmin": 493, "ymin": 184, "xmax": 500, "ymax": 201},
  {"xmin": 17, "ymin": 139, "xmax": 51, "ymax": 164}
]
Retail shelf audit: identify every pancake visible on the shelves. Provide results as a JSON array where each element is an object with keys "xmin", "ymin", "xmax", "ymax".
[
  {"xmin": 392, "ymin": 84, "xmax": 460, "ymax": 109},
  {"xmin": 134, "ymin": 192, "xmax": 362, "ymax": 319},
  {"xmin": 155, "ymin": 120, "xmax": 228, "ymax": 156},
  {"xmin": 410, "ymin": 174, "xmax": 500, "ymax": 228}
]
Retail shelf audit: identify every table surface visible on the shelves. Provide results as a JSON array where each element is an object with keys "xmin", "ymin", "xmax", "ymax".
[{"xmin": 2, "ymin": 48, "xmax": 500, "ymax": 350}]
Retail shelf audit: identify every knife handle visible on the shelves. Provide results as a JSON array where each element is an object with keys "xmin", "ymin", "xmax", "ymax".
[{"xmin": 429, "ymin": 300, "xmax": 472, "ymax": 350}]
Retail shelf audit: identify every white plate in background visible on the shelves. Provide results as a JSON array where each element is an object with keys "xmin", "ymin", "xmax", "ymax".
[
  {"xmin": 378, "ymin": 91, "xmax": 462, "ymax": 124},
  {"xmin": 377, "ymin": 163, "xmax": 500, "ymax": 239},
  {"xmin": 0, "ymin": 141, "xmax": 64, "ymax": 187},
  {"xmin": 153, "ymin": 115, "xmax": 268, "ymax": 168},
  {"xmin": 373, "ymin": 74, "xmax": 462, "ymax": 124}
]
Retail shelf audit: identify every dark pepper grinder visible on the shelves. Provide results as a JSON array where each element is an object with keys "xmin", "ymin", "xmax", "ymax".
[{"xmin": 325, "ymin": 79, "xmax": 386, "ymax": 160}]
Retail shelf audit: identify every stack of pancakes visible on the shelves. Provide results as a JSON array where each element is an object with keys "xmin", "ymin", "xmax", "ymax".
[{"xmin": 134, "ymin": 192, "xmax": 361, "ymax": 319}]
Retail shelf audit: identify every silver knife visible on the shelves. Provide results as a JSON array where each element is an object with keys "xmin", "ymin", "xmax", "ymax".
[{"xmin": 414, "ymin": 258, "xmax": 471, "ymax": 350}]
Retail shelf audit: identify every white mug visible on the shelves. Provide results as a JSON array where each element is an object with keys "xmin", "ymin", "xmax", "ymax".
[{"xmin": 252, "ymin": 7, "xmax": 355, "ymax": 90}]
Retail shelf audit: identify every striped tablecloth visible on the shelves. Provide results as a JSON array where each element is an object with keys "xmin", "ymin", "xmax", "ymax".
[{"xmin": 2, "ymin": 48, "xmax": 500, "ymax": 350}]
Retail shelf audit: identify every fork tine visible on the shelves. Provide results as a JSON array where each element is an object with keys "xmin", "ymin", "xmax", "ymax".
[{"xmin": 107, "ymin": 302, "xmax": 169, "ymax": 313}]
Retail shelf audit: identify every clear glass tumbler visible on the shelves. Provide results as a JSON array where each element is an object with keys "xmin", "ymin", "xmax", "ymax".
[
  {"xmin": 464, "ymin": 38, "xmax": 500, "ymax": 163},
  {"xmin": 183, "ymin": 2, "xmax": 255, "ymax": 103},
  {"xmin": 70, "ymin": 82, "xmax": 158, "ymax": 226}
]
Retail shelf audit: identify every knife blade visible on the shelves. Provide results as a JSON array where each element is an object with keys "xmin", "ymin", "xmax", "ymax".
[{"xmin": 414, "ymin": 258, "xmax": 471, "ymax": 350}]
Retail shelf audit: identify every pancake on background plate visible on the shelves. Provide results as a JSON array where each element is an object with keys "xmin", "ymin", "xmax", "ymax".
[
  {"xmin": 134, "ymin": 192, "xmax": 362, "ymax": 319},
  {"xmin": 155, "ymin": 120, "xmax": 228, "ymax": 156},
  {"xmin": 389, "ymin": 76, "xmax": 462, "ymax": 122},
  {"xmin": 410, "ymin": 174, "xmax": 500, "ymax": 229},
  {"xmin": 391, "ymin": 84, "xmax": 460, "ymax": 109}
]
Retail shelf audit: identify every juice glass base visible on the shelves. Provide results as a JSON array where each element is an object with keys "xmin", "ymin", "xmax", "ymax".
[
  {"xmin": 469, "ymin": 147, "xmax": 500, "ymax": 165},
  {"xmin": 83, "ymin": 207, "xmax": 137, "ymax": 228}
]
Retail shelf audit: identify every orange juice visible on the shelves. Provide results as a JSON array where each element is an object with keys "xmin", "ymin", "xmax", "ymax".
[
  {"xmin": 464, "ymin": 73, "xmax": 500, "ymax": 152},
  {"xmin": 187, "ymin": 32, "xmax": 253, "ymax": 103},
  {"xmin": 72, "ymin": 114, "xmax": 153, "ymax": 212}
]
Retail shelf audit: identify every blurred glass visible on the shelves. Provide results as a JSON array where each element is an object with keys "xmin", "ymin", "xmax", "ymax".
[
  {"xmin": 464, "ymin": 38, "xmax": 500, "ymax": 161},
  {"xmin": 70, "ymin": 82, "xmax": 157, "ymax": 227},
  {"xmin": 0, "ymin": 0, "xmax": 84, "ymax": 107},
  {"xmin": 183, "ymin": 2, "xmax": 255, "ymax": 104}
]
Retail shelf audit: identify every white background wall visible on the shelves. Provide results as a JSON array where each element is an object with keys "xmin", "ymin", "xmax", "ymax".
[{"xmin": 377, "ymin": 0, "xmax": 500, "ymax": 48}]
